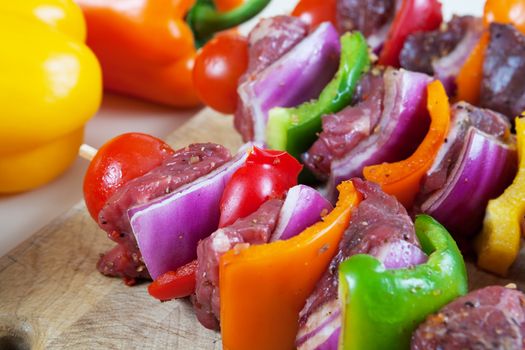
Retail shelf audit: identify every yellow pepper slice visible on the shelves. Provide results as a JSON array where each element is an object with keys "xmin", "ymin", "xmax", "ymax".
[
  {"xmin": 219, "ymin": 181, "xmax": 361, "ymax": 350},
  {"xmin": 476, "ymin": 116, "xmax": 525, "ymax": 276}
]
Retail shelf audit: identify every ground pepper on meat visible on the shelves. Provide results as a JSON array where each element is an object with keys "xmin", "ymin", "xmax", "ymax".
[
  {"xmin": 193, "ymin": 199, "xmax": 284, "ymax": 330},
  {"xmin": 412, "ymin": 286, "xmax": 525, "ymax": 350},
  {"xmin": 96, "ymin": 143, "xmax": 231, "ymax": 283}
]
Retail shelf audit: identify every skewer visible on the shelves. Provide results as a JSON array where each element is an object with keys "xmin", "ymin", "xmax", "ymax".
[{"xmin": 79, "ymin": 143, "xmax": 98, "ymax": 161}]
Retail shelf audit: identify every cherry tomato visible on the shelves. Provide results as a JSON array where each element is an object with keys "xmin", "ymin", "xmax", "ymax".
[
  {"xmin": 292, "ymin": 0, "xmax": 337, "ymax": 31},
  {"xmin": 83, "ymin": 133, "xmax": 174, "ymax": 221},
  {"xmin": 193, "ymin": 32, "xmax": 248, "ymax": 114},
  {"xmin": 378, "ymin": 0, "xmax": 442, "ymax": 67},
  {"xmin": 219, "ymin": 147, "xmax": 302, "ymax": 228},
  {"xmin": 148, "ymin": 260, "xmax": 198, "ymax": 301}
]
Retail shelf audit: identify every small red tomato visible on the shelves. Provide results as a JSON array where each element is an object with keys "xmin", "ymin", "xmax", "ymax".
[
  {"xmin": 83, "ymin": 133, "xmax": 174, "ymax": 221},
  {"xmin": 193, "ymin": 32, "xmax": 249, "ymax": 114},
  {"xmin": 148, "ymin": 260, "xmax": 198, "ymax": 301},
  {"xmin": 292, "ymin": 0, "xmax": 337, "ymax": 31},
  {"xmin": 218, "ymin": 147, "xmax": 303, "ymax": 228}
]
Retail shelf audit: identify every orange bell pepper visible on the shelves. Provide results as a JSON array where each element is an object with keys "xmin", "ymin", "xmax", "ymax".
[
  {"xmin": 76, "ymin": 0, "xmax": 269, "ymax": 107},
  {"xmin": 363, "ymin": 80, "xmax": 450, "ymax": 208},
  {"xmin": 456, "ymin": 0, "xmax": 525, "ymax": 104},
  {"xmin": 455, "ymin": 31, "xmax": 489, "ymax": 104},
  {"xmin": 219, "ymin": 180, "xmax": 361, "ymax": 350},
  {"xmin": 475, "ymin": 116, "xmax": 525, "ymax": 276}
]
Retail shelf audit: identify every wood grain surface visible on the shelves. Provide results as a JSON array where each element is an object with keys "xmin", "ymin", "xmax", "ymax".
[
  {"xmin": 0, "ymin": 109, "xmax": 241, "ymax": 350},
  {"xmin": 0, "ymin": 108, "xmax": 524, "ymax": 349}
]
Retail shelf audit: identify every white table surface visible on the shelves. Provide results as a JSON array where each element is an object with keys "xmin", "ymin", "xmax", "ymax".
[{"xmin": 0, "ymin": 0, "xmax": 481, "ymax": 257}]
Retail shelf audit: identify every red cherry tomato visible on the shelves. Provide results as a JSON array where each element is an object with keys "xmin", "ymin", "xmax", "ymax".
[
  {"xmin": 148, "ymin": 260, "xmax": 198, "ymax": 301},
  {"xmin": 218, "ymin": 147, "xmax": 303, "ymax": 228},
  {"xmin": 378, "ymin": 0, "xmax": 443, "ymax": 67},
  {"xmin": 193, "ymin": 32, "xmax": 249, "ymax": 114},
  {"xmin": 292, "ymin": 0, "xmax": 337, "ymax": 31},
  {"xmin": 83, "ymin": 133, "xmax": 174, "ymax": 221}
]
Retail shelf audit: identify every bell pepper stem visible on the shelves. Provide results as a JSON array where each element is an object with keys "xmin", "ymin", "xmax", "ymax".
[{"xmin": 187, "ymin": 0, "xmax": 271, "ymax": 46}]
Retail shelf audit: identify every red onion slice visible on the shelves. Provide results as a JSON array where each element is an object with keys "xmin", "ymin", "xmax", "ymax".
[
  {"xmin": 128, "ymin": 147, "xmax": 250, "ymax": 279},
  {"xmin": 421, "ymin": 128, "xmax": 517, "ymax": 237},
  {"xmin": 271, "ymin": 185, "xmax": 333, "ymax": 242},
  {"xmin": 238, "ymin": 22, "xmax": 341, "ymax": 143},
  {"xmin": 328, "ymin": 69, "xmax": 431, "ymax": 200}
]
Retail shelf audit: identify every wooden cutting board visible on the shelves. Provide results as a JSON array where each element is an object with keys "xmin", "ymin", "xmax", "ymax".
[{"xmin": 0, "ymin": 108, "xmax": 524, "ymax": 350}]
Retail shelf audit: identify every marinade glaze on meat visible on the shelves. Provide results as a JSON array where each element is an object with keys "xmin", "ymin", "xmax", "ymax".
[
  {"xmin": 193, "ymin": 199, "xmax": 283, "ymax": 330},
  {"xmin": 412, "ymin": 286, "xmax": 525, "ymax": 350},
  {"xmin": 400, "ymin": 16, "xmax": 482, "ymax": 75},
  {"xmin": 234, "ymin": 16, "xmax": 308, "ymax": 141},
  {"xmin": 97, "ymin": 143, "xmax": 231, "ymax": 281}
]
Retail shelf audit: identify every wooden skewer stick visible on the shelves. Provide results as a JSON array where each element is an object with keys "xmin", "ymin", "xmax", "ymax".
[{"xmin": 79, "ymin": 144, "xmax": 98, "ymax": 161}]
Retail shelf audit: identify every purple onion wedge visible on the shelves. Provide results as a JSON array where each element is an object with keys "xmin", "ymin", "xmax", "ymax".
[
  {"xmin": 421, "ymin": 128, "xmax": 517, "ymax": 237},
  {"xmin": 127, "ymin": 147, "xmax": 250, "ymax": 279},
  {"xmin": 270, "ymin": 185, "xmax": 333, "ymax": 242},
  {"xmin": 373, "ymin": 239, "xmax": 427, "ymax": 269},
  {"xmin": 238, "ymin": 22, "xmax": 341, "ymax": 143},
  {"xmin": 328, "ymin": 69, "xmax": 431, "ymax": 200}
]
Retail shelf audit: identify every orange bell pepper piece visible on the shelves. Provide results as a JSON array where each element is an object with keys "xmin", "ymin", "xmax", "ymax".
[
  {"xmin": 455, "ymin": 31, "xmax": 489, "ymax": 104},
  {"xmin": 219, "ymin": 180, "xmax": 361, "ymax": 350},
  {"xmin": 475, "ymin": 115, "xmax": 525, "ymax": 276},
  {"xmin": 76, "ymin": 0, "xmax": 267, "ymax": 107},
  {"xmin": 456, "ymin": 0, "xmax": 525, "ymax": 104},
  {"xmin": 363, "ymin": 80, "xmax": 450, "ymax": 208}
]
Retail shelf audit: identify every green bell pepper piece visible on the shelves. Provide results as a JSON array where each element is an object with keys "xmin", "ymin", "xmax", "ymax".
[
  {"xmin": 187, "ymin": 0, "xmax": 271, "ymax": 47},
  {"xmin": 266, "ymin": 31, "xmax": 370, "ymax": 159},
  {"xmin": 338, "ymin": 215, "xmax": 468, "ymax": 350}
]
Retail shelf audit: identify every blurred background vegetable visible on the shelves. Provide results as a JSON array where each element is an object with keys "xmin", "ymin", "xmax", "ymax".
[
  {"xmin": 76, "ymin": 0, "xmax": 270, "ymax": 108},
  {"xmin": 0, "ymin": 0, "xmax": 102, "ymax": 193}
]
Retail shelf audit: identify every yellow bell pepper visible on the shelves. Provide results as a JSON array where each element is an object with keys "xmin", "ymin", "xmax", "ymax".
[
  {"xmin": 476, "ymin": 116, "xmax": 525, "ymax": 276},
  {"xmin": 0, "ymin": 0, "xmax": 102, "ymax": 193}
]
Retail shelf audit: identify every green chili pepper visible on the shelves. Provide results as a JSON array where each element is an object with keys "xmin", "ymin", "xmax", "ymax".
[
  {"xmin": 266, "ymin": 31, "xmax": 370, "ymax": 159},
  {"xmin": 187, "ymin": 0, "xmax": 271, "ymax": 47},
  {"xmin": 338, "ymin": 215, "xmax": 468, "ymax": 350}
]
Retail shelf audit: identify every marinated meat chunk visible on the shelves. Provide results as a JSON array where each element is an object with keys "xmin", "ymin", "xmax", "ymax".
[
  {"xmin": 234, "ymin": 18, "xmax": 340, "ymax": 143},
  {"xmin": 234, "ymin": 16, "xmax": 308, "ymax": 141},
  {"xmin": 400, "ymin": 16, "xmax": 481, "ymax": 75},
  {"xmin": 303, "ymin": 74, "xmax": 385, "ymax": 180},
  {"xmin": 97, "ymin": 143, "xmax": 231, "ymax": 281},
  {"xmin": 481, "ymin": 23, "xmax": 525, "ymax": 120},
  {"xmin": 244, "ymin": 16, "xmax": 308, "ymax": 77},
  {"xmin": 328, "ymin": 69, "xmax": 430, "ymax": 194},
  {"xmin": 337, "ymin": 0, "xmax": 396, "ymax": 37},
  {"xmin": 193, "ymin": 199, "xmax": 283, "ymax": 330},
  {"xmin": 412, "ymin": 286, "xmax": 525, "ymax": 350},
  {"xmin": 297, "ymin": 179, "xmax": 426, "ymax": 349}
]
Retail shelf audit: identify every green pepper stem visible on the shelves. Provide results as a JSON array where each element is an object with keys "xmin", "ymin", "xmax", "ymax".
[{"xmin": 187, "ymin": 0, "xmax": 271, "ymax": 46}]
